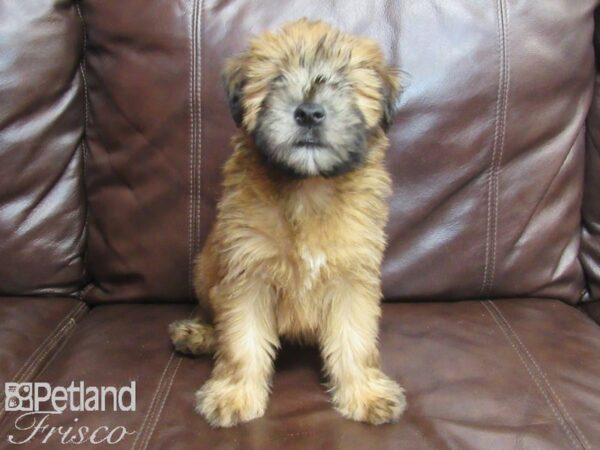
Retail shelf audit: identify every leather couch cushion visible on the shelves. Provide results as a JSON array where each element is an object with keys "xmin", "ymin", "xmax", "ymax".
[
  {"xmin": 1, "ymin": 300, "xmax": 598, "ymax": 449},
  {"xmin": 81, "ymin": 0, "xmax": 596, "ymax": 304},
  {"xmin": 0, "ymin": 0, "xmax": 87, "ymax": 296},
  {"xmin": 0, "ymin": 298, "xmax": 87, "ymax": 423}
]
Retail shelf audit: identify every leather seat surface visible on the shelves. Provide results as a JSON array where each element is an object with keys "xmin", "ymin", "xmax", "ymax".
[{"xmin": 1, "ymin": 300, "xmax": 597, "ymax": 450}]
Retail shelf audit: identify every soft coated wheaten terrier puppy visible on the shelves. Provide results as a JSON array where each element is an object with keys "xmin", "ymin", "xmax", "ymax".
[{"xmin": 170, "ymin": 18, "xmax": 405, "ymax": 428}]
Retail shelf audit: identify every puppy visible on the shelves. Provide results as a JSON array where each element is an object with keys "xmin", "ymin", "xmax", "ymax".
[{"xmin": 170, "ymin": 18, "xmax": 405, "ymax": 427}]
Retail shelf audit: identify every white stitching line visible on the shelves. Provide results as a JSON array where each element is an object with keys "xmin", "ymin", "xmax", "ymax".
[
  {"xmin": 482, "ymin": 302, "xmax": 583, "ymax": 450},
  {"xmin": 0, "ymin": 311, "xmax": 84, "ymax": 425},
  {"xmin": 487, "ymin": 0, "xmax": 509, "ymax": 295},
  {"xmin": 187, "ymin": 0, "xmax": 198, "ymax": 300},
  {"xmin": 139, "ymin": 2, "xmax": 202, "ymax": 443},
  {"xmin": 490, "ymin": 302, "xmax": 591, "ymax": 450},
  {"xmin": 18, "ymin": 304, "xmax": 87, "ymax": 384},
  {"xmin": 10, "ymin": 304, "xmax": 81, "ymax": 382},
  {"xmin": 31, "ymin": 320, "xmax": 79, "ymax": 384},
  {"xmin": 131, "ymin": 353, "xmax": 176, "ymax": 450},
  {"xmin": 140, "ymin": 357, "xmax": 184, "ymax": 450},
  {"xmin": 0, "ymin": 314, "xmax": 87, "ymax": 428},
  {"xmin": 0, "ymin": 303, "xmax": 86, "ymax": 412},
  {"xmin": 195, "ymin": 0, "xmax": 203, "ymax": 275},
  {"xmin": 133, "ymin": 304, "xmax": 200, "ymax": 450},
  {"xmin": 134, "ymin": 1, "xmax": 201, "ymax": 444},
  {"xmin": 481, "ymin": 0, "xmax": 509, "ymax": 297},
  {"xmin": 480, "ymin": 0, "xmax": 503, "ymax": 296},
  {"xmin": 19, "ymin": 319, "xmax": 77, "ymax": 382}
]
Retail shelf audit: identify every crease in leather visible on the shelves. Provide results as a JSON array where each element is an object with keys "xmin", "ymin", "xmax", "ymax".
[
  {"xmin": 547, "ymin": 233, "xmax": 581, "ymax": 291},
  {"xmin": 86, "ymin": 70, "xmax": 174, "ymax": 222},
  {"xmin": 95, "ymin": 80, "xmax": 185, "ymax": 186},
  {"xmin": 94, "ymin": 130, "xmax": 148, "ymax": 211},
  {"xmin": 94, "ymin": 217, "xmax": 146, "ymax": 277},
  {"xmin": 103, "ymin": 93, "xmax": 187, "ymax": 196},
  {"xmin": 512, "ymin": 128, "xmax": 582, "ymax": 251},
  {"xmin": 0, "ymin": 302, "xmax": 88, "ymax": 425},
  {"xmin": 481, "ymin": 0, "xmax": 510, "ymax": 298},
  {"xmin": 482, "ymin": 300, "xmax": 590, "ymax": 450}
]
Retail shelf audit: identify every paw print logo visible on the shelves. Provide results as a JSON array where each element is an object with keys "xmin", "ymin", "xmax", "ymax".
[{"xmin": 4, "ymin": 383, "xmax": 33, "ymax": 412}]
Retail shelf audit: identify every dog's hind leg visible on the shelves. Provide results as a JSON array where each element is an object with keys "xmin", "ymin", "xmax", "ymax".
[{"xmin": 169, "ymin": 318, "xmax": 215, "ymax": 355}]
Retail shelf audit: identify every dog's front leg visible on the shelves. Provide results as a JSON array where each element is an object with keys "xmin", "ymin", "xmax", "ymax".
[
  {"xmin": 195, "ymin": 279, "xmax": 279, "ymax": 427},
  {"xmin": 319, "ymin": 276, "xmax": 407, "ymax": 425}
]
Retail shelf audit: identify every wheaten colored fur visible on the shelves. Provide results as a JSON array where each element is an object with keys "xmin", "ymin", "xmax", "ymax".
[{"xmin": 170, "ymin": 19, "xmax": 406, "ymax": 427}]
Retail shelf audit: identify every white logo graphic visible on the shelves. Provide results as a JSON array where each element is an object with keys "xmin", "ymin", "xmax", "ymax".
[
  {"xmin": 4, "ymin": 381, "xmax": 137, "ymax": 446},
  {"xmin": 5, "ymin": 381, "xmax": 136, "ymax": 414},
  {"xmin": 4, "ymin": 383, "xmax": 33, "ymax": 412}
]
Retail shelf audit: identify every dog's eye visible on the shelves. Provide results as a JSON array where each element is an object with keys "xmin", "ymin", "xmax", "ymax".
[{"xmin": 273, "ymin": 75, "xmax": 285, "ymax": 83}]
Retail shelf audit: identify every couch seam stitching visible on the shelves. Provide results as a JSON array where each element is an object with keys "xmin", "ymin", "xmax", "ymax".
[
  {"xmin": 0, "ymin": 304, "xmax": 86, "ymax": 427},
  {"xmin": 140, "ymin": 357, "xmax": 184, "ymax": 450},
  {"xmin": 482, "ymin": 301, "xmax": 583, "ymax": 450},
  {"xmin": 481, "ymin": 0, "xmax": 509, "ymax": 297},
  {"xmin": 10, "ymin": 304, "xmax": 81, "ymax": 381},
  {"xmin": 134, "ymin": 0, "xmax": 200, "ymax": 443},
  {"xmin": 132, "ymin": 305, "xmax": 198, "ymax": 450},
  {"xmin": 130, "ymin": 353, "xmax": 176, "ymax": 450},
  {"xmin": 188, "ymin": 0, "xmax": 199, "ymax": 300},
  {"xmin": 26, "ymin": 313, "xmax": 84, "ymax": 388},
  {"xmin": 195, "ymin": 0, "xmax": 203, "ymax": 285},
  {"xmin": 487, "ymin": 0, "xmax": 509, "ymax": 295},
  {"xmin": 0, "ymin": 303, "xmax": 86, "ymax": 411},
  {"xmin": 26, "ymin": 316, "xmax": 81, "ymax": 382},
  {"xmin": 18, "ymin": 304, "xmax": 87, "ymax": 385},
  {"xmin": 480, "ymin": 0, "xmax": 502, "ymax": 297},
  {"xmin": 489, "ymin": 301, "xmax": 591, "ymax": 449}
]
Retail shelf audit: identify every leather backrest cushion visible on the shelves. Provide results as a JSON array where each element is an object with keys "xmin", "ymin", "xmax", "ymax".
[
  {"xmin": 0, "ymin": 0, "xmax": 86, "ymax": 296},
  {"xmin": 81, "ymin": 0, "xmax": 597, "ymax": 303}
]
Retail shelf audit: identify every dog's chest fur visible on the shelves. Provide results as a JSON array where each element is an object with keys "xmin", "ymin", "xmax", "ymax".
[
  {"xmin": 254, "ymin": 176, "xmax": 380, "ymax": 340},
  {"xmin": 215, "ymin": 146, "xmax": 390, "ymax": 341},
  {"xmin": 269, "ymin": 179, "xmax": 341, "ymax": 338}
]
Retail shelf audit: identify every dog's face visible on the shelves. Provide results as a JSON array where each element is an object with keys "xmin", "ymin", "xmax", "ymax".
[{"xmin": 223, "ymin": 19, "xmax": 402, "ymax": 178}]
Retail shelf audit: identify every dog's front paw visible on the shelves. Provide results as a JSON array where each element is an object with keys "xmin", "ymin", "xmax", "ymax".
[
  {"xmin": 195, "ymin": 378, "xmax": 268, "ymax": 427},
  {"xmin": 333, "ymin": 370, "xmax": 406, "ymax": 425}
]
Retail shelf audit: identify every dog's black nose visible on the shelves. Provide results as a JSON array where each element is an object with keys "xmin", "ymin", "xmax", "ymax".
[{"xmin": 294, "ymin": 103, "xmax": 325, "ymax": 127}]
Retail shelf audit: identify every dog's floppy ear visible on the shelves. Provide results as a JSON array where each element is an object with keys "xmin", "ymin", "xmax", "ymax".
[
  {"xmin": 379, "ymin": 67, "xmax": 403, "ymax": 132},
  {"xmin": 222, "ymin": 53, "xmax": 248, "ymax": 128}
]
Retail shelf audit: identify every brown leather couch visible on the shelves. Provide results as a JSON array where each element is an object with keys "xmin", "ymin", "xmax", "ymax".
[{"xmin": 1, "ymin": 0, "xmax": 600, "ymax": 449}]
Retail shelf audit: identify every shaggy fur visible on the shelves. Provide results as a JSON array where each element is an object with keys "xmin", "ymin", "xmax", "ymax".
[{"xmin": 169, "ymin": 19, "xmax": 406, "ymax": 428}]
